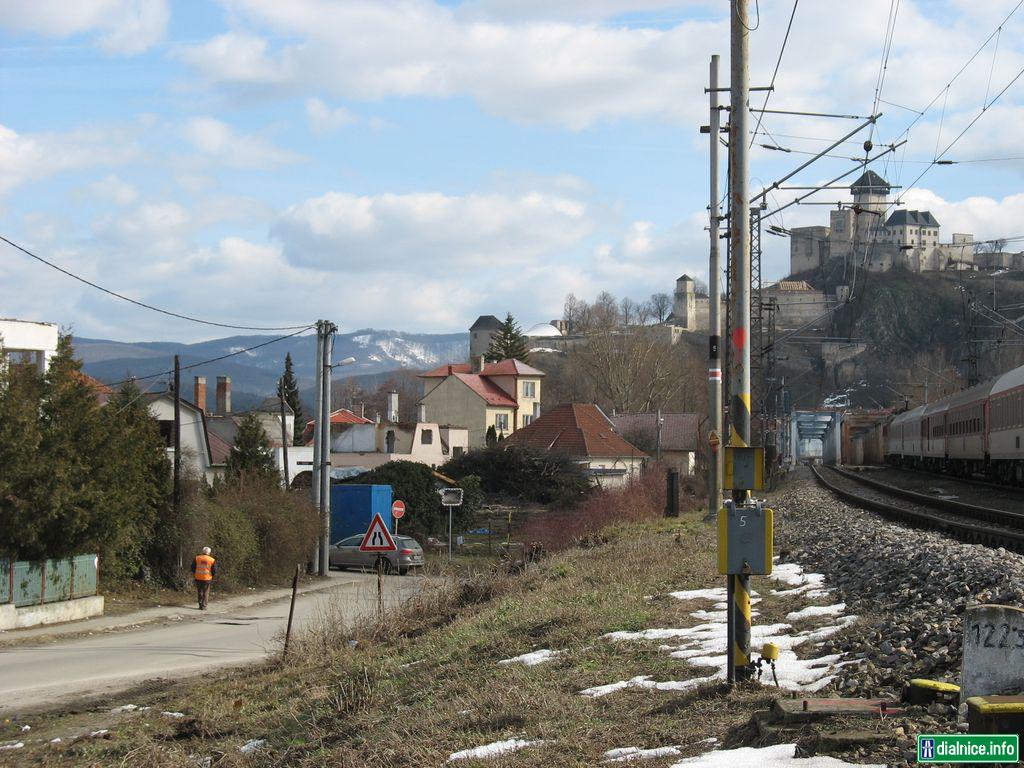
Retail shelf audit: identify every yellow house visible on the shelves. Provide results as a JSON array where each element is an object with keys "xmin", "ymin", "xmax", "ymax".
[{"xmin": 418, "ymin": 357, "xmax": 545, "ymax": 447}]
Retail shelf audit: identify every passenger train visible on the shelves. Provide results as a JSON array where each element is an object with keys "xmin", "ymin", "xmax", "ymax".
[{"xmin": 886, "ymin": 363, "xmax": 1024, "ymax": 484}]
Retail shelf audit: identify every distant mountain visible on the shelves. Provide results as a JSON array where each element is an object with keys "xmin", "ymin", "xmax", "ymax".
[{"xmin": 75, "ymin": 328, "xmax": 468, "ymax": 408}]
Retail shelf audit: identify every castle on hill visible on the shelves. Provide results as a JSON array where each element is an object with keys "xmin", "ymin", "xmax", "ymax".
[{"xmin": 789, "ymin": 171, "xmax": 974, "ymax": 275}]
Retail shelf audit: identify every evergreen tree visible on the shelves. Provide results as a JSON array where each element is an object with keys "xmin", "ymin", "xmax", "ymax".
[
  {"xmin": 485, "ymin": 312, "xmax": 530, "ymax": 363},
  {"xmin": 33, "ymin": 334, "xmax": 111, "ymax": 560},
  {"xmin": 276, "ymin": 353, "xmax": 303, "ymax": 443},
  {"xmin": 0, "ymin": 352, "xmax": 46, "ymax": 558},
  {"xmin": 100, "ymin": 381, "xmax": 172, "ymax": 581},
  {"xmin": 485, "ymin": 424, "xmax": 498, "ymax": 448},
  {"xmin": 225, "ymin": 412, "xmax": 277, "ymax": 481}
]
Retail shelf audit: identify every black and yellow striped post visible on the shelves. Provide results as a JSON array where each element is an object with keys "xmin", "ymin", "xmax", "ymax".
[{"xmin": 732, "ymin": 573, "xmax": 752, "ymax": 680}]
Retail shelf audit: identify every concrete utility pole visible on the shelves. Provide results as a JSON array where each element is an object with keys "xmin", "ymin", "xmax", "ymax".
[
  {"xmin": 311, "ymin": 321, "xmax": 324, "ymax": 573},
  {"xmin": 318, "ymin": 321, "xmax": 337, "ymax": 577},
  {"xmin": 279, "ymin": 379, "xmax": 290, "ymax": 490},
  {"xmin": 728, "ymin": 0, "xmax": 752, "ymax": 684},
  {"xmin": 707, "ymin": 53, "xmax": 724, "ymax": 521},
  {"xmin": 173, "ymin": 355, "xmax": 181, "ymax": 571}
]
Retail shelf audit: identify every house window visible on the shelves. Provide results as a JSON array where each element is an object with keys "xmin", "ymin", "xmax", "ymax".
[
  {"xmin": 494, "ymin": 413, "xmax": 509, "ymax": 431},
  {"xmin": 522, "ymin": 415, "xmax": 533, "ymax": 427},
  {"xmin": 421, "ymin": 428, "xmax": 433, "ymax": 445},
  {"xmin": 522, "ymin": 380, "xmax": 536, "ymax": 398}
]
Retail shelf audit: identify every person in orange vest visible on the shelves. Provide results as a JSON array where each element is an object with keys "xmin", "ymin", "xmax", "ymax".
[{"xmin": 190, "ymin": 547, "xmax": 218, "ymax": 610}]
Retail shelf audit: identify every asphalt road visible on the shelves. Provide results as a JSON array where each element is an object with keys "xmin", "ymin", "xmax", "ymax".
[{"xmin": 0, "ymin": 572, "xmax": 422, "ymax": 714}]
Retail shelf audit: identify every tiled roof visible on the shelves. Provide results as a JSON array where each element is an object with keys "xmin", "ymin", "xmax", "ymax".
[
  {"xmin": 300, "ymin": 408, "xmax": 372, "ymax": 445},
  {"xmin": 419, "ymin": 363, "xmax": 472, "ymax": 378},
  {"xmin": 611, "ymin": 412, "xmax": 699, "ymax": 452},
  {"xmin": 452, "ymin": 373, "xmax": 517, "ymax": 407},
  {"xmin": 885, "ymin": 209, "xmax": 940, "ymax": 228},
  {"xmin": 850, "ymin": 170, "xmax": 890, "ymax": 193},
  {"xmin": 207, "ymin": 430, "xmax": 232, "ymax": 465},
  {"xmin": 256, "ymin": 396, "xmax": 293, "ymax": 414},
  {"xmin": 506, "ymin": 403, "xmax": 646, "ymax": 459},
  {"xmin": 74, "ymin": 372, "xmax": 113, "ymax": 405},
  {"xmin": 470, "ymin": 315, "xmax": 503, "ymax": 331},
  {"xmin": 479, "ymin": 359, "xmax": 546, "ymax": 377}
]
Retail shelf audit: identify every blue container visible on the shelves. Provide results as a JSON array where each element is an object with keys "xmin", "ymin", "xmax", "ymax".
[{"xmin": 329, "ymin": 484, "xmax": 393, "ymax": 543}]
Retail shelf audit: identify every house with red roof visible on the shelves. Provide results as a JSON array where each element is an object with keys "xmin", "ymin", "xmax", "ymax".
[
  {"xmin": 418, "ymin": 356, "xmax": 545, "ymax": 448},
  {"xmin": 505, "ymin": 403, "xmax": 647, "ymax": 487}
]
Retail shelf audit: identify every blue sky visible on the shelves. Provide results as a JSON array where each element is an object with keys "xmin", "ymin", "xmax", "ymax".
[{"xmin": 3, "ymin": 0, "xmax": 1024, "ymax": 342}]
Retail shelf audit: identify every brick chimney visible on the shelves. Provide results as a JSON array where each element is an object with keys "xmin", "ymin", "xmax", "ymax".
[
  {"xmin": 193, "ymin": 376, "xmax": 207, "ymax": 414},
  {"xmin": 216, "ymin": 375, "xmax": 231, "ymax": 414}
]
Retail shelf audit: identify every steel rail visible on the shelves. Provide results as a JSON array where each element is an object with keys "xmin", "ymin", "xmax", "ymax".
[{"xmin": 810, "ymin": 464, "xmax": 1024, "ymax": 553}]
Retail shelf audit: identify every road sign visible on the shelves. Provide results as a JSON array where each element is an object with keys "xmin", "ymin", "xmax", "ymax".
[
  {"xmin": 359, "ymin": 513, "xmax": 397, "ymax": 552},
  {"xmin": 391, "ymin": 500, "xmax": 406, "ymax": 519},
  {"xmin": 439, "ymin": 487, "xmax": 464, "ymax": 507}
]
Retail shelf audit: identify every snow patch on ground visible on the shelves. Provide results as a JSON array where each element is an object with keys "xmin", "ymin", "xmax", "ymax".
[
  {"xmin": 240, "ymin": 739, "xmax": 267, "ymax": 754},
  {"xmin": 587, "ymin": 561, "xmax": 857, "ymax": 696},
  {"xmin": 498, "ymin": 649, "xmax": 562, "ymax": 666},
  {"xmin": 0, "ymin": 742, "xmax": 23, "ymax": 751},
  {"xmin": 447, "ymin": 738, "xmax": 546, "ymax": 761},
  {"xmin": 580, "ymin": 674, "xmax": 721, "ymax": 698},
  {"xmin": 669, "ymin": 743, "xmax": 885, "ymax": 768},
  {"xmin": 603, "ymin": 745, "xmax": 684, "ymax": 762},
  {"xmin": 786, "ymin": 603, "xmax": 846, "ymax": 621}
]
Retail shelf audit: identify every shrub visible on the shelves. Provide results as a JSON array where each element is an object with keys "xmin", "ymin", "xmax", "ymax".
[
  {"xmin": 441, "ymin": 445, "xmax": 591, "ymax": 506},
  {"xmin": 518, "ymin": 469, "xmax": 665, "ymax": 552}
]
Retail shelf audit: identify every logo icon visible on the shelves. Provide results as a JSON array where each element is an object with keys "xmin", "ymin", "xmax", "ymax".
[{"xmin": 920, "ymin": 738, "xmax": 935, "ymax": 761}]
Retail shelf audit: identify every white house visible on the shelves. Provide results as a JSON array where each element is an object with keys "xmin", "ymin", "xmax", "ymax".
[{"xmin": 0, "ymin": 318, "xmax": 59, "ymax": 372}]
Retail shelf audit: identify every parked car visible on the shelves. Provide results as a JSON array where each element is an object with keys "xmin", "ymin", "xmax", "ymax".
[{"xmin": 328, "ymin": 534, "xmax": 425, "ymax": 575}]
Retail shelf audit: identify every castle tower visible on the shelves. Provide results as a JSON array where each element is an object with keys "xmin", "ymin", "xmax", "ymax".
[
  {"xmin": 673, "ymin": 274, "xmax": 696, "ymax": 329},
  {"xmin": 850, "ymin": 170, "xmax": 890, "ymax": 249}
]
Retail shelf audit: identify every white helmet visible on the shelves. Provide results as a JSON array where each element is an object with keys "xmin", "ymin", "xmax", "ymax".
[{"xmin": 202, "ymin": 547, "xmax": 211, "ymax": 555}]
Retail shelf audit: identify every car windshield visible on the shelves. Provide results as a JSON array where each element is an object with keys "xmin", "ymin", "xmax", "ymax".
[{"xmin": 398, "ymin": 537, "xmax": 421, "ymax": 548}]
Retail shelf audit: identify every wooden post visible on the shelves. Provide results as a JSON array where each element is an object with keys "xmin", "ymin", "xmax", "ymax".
[
  {"xmin": 376, "ymin": 557, "xmax": 384, "ymax": 620},
  {"xmin": 283, "ymin": 563, "xmax": 300, "ymax": 660}
]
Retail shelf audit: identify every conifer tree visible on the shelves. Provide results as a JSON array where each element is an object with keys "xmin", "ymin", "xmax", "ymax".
[
  {"xmin": 0, "ymin": 349, "xmax": 46, "ymax": 558},
  {"xmin": 277, "ymin": 353, "xmax": 303, "ymax": 443},
  {"xmin": 485, "ymin": 312, "xmax": 530, "ymax": 363},
  {"xmin": 225, "ymin": 412, "xmax": 277, "ymax": 481}
]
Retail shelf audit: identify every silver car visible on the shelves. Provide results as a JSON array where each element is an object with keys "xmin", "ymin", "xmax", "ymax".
[{"xmin": 328, "ymin": 534, "xmax": 425, "ymax": 575}]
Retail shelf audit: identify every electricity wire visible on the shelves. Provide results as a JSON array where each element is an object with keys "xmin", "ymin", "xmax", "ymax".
[
  {"xmin": 1, "ymin": 234, "xmax": 312, "ymax": 332},
  {"xmin": 749, "ymin": 0, "xmax": 799, "ymax": 147}
]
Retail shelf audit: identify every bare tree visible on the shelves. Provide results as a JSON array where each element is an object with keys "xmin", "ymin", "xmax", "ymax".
[
  {"xmin": 649, "ymin": 292, "xmax": 672, "ymax": 323},
  {"xmin": 619, "ymin": 297, "xmax": 637, "ymax": 327},
  {"xmin": 636, "ymin": 300, "xmax": 654, "ymax": 326},
  {"xmin": 591, "ymin": 291, "xmax": 620, "ymax": 330},
  {"xmin": 563, "ymin": 293, "xmax": 587, "ymax": 335},
  {"xmin": 693, "ymin": 278, "xmax": 709, "ymax": 298}
]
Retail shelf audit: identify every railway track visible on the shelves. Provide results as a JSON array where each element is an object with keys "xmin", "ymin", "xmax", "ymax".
[
  {"xmin": 810, "ymin": 464, "xmax": 1024, "ymax": 553},
  {"xmin": 887, "ymin": 463, "xmax": 1024, "ymax": 495}
]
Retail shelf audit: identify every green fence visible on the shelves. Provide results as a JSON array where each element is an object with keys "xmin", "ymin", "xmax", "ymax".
[{"xmin": 2, "ymin": 554, "xmax": 98, "ymax": 607}]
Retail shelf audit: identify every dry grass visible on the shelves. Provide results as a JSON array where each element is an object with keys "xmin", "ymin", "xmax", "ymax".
[{"xmin": 5, "ymin": 508, "xmax": 796, "ymax": 768}]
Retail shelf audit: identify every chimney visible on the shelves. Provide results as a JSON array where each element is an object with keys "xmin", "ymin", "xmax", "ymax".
[
  {"xmin": 473, "ymin": 355, "xmax": 485, "ymax": 373},
  {"xmin": 216, "ymin": 375, "xmax": 231, "ymax": 414},
  {"xmin": 359, "ymin": 402, "xmax": 365, "ymax": 419},
  {"xmin": 193, "ymin": 376, "xmax": 207, "ymax": 414},
  {"xmin": 387, "ymin": 391, "xmax": 399, "ymax": 422},
  {"xmin": 417, "ymin": 403, "xmax": 427, "ymax": 422}
]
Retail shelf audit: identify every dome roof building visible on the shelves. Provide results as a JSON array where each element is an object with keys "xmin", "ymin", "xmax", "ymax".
[{"xmin": 525, "ymin": 322, "xmax": 563, "ymax": 338}]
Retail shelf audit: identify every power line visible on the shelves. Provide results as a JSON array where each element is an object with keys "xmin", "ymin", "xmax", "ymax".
[
  {"xmin": 1, "ymin": 234, "xmax": 312, "ymax": 332},
  {"xmin": 749, "ymin": 0, "xmax": 799, "ymax": 147},
  {"xmin": 104, "ymin": 326, "xmax": 315, "ymax": 389}
]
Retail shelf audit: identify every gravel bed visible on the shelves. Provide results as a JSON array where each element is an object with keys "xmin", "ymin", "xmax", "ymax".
[{"xmin": 772, "ymin": 466, "xmax": 1024, "ymax": 707}]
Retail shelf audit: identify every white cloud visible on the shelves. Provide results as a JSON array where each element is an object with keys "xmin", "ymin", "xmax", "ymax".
[
  {"xmin": 182, "ymin": 116, "xmax": 302, "ymax": 168},
  {"xmin": 0, "ymin": 123, "xmax": 138, "ymax": 195},
  {"xmin": 272, "ymin": 189, "xmax": 591, "ymax": 270},
  {"xmin": 178, "ymin": 0, "xmax": 724, "ymax": 129},
  {"xmin": 305, "ymin": 98, "xmax": 361, "ymax": 134},
  {"xmin": 88, "ymin": 174, "xmax": 138, "ymax": 206},
  {"xmin": 0, "ymin": 0, "xmax": 169, "ymax": 54},
  {"xmin": 900, "ymin": 188, "xmax": 1024, "ymax": 242}
]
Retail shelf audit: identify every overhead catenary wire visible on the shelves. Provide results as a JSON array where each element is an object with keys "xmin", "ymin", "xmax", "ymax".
[
  {"xmin": 749, "ymin": 0, "xmax": 800, "ymax": 147},
  {"xmin": 0, "ymin": 234, "xmax": 312, "ymax": 332}
]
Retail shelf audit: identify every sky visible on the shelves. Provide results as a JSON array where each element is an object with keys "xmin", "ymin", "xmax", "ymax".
[{"xmin": 4, "ymin": 0, "xmax": 1024, "ymax": 342}]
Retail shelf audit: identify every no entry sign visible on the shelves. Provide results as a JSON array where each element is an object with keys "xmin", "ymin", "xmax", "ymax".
[{"xmin": 391, "ymin": 500, "xmax": 406, "ymax": 519}]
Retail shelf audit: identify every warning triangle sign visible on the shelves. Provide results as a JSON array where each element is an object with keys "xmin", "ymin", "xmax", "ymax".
[{"xmin": 359, "ymin": 512, "xmax": 397, "ymax": 552}]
